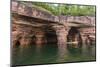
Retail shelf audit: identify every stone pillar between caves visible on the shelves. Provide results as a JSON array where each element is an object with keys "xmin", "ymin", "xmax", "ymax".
[
  {"xmin": 80, "ymin": 33, "xmax": 91, "ymax": 46},
  {"xmin": 20, "ymin": 32, "xmax": 33, "ymax": 46},
  {"xmin": 81, "ymin": 33, "xmax": 86, "ymax": 45},
  {"xmin": 56, "ymin": 28, "xmax": 67, "ymax": 47},
  {"xmin": 80, "ymin": 33, "xmax": 88, "ymax": 55},
  {"xmin": 35, "ymin": 31, "xmax": 46, "ymax": 45},
  {"xmin": 53, "ymin": 25, "xmax": 69, "ymax": 56}
]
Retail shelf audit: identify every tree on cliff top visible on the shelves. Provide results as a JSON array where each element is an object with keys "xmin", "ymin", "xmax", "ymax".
[{"xmin": 21, "ymin": 2, "xmax": 96, "ymax": 16}]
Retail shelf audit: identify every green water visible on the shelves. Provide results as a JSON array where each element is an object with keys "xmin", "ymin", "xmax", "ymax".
[{"xmin": 12, "ymin": 44, "xmax": 96, "ymax": 66}]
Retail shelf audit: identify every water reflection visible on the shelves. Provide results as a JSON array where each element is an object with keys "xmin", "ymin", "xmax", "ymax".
[
  {"xmin": 57, "ymin": 43, "xmax": 69, "ymax": 62},
  {"xmin": 12, "ymin": 43, "xmax": 96, "ymax": 65},
  {"xmin": 82, "ymin": 43, "xmax": 95, "ymax": 57}
]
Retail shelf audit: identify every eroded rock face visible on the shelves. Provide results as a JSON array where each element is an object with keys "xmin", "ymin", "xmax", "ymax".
[
  {"xmin": 79, "ymin": 27, "xmax": 95, "ymax": 46},
  {"xmin": 12, "ymin": 14, "xmax": 95, "ymax": 49},
  {"xmin": 19, "ymin": 32, "xmax": 33, "ymax": 46},
  {"xmin": 12, "ymin": 31, "xmax": 22, "ymax": 47},
  {"xmin": 12, "ymin": 22, "xmax": 47, "ymax": 47},
  {"xmin": 11, "ymin": 1, "xmax": 95, "ymax": 48}
]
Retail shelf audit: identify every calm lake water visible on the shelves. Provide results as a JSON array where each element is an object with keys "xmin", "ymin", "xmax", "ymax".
[{"xmin": 12, "ymin": 43, "xmax": 96, "ymax": 66}]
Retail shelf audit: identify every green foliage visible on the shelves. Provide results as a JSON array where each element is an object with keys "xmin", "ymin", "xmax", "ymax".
[{"xmin": 31, "ymin": 2, "xmax": 96, "ymax": 16}]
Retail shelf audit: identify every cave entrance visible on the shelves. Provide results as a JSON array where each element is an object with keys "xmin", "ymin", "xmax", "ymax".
[
  {"xmin": 15, "ymin": 40, "xmax": 20, "ymax": 47},
  {"xmin": 45, "ymin": 28, "xmax": 57, "ymax": 45},
  {"xmin": 67, "ymin": 27, "xmax": 82, "ymax": 48},
  {"xmin": 31, "ymin": 35, "xmax": 36, "ymax": 45}
]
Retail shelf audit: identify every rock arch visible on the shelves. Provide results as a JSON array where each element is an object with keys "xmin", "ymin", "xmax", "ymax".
[{"xmin": 67, "ymin": 27, "xmax": 82, "ymax": 48}]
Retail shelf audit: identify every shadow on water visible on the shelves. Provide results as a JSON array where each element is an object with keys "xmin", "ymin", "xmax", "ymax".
[{"xmin": 12, "ymin": 43, "xmax": 96, "ymax": 66}]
